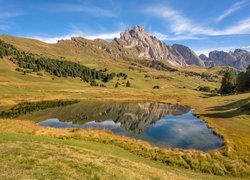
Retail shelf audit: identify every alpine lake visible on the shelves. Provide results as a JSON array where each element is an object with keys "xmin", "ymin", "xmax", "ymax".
[{"xmin": 20, "ymin": 100, "xmax": 222, "ymax": 151}]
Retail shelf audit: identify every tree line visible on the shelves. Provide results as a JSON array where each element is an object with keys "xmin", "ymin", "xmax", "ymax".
[
  {"xmin": 0, "ymin": 100, "xmax": 79, "ymax": 118},
  {"xmin": 0, "ymin": 40, "xmax": 17, "ymax": 58},
  {"xmin": 0, "ymin": 40, "xmax": 128, "ymax": 85},
  {"xmin": 220, "ymin": 64, "xmax": 250, "ymax": 94}
]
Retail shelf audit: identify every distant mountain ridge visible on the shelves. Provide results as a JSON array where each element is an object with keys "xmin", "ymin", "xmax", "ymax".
[
  {"xmin": 112, "ymin": 25, "xmax": 249, "ymax": 69},
  {"xmin": 0, "ymin": 25, "xmax": 249, "ymax": 69},
  {"xmin": 199, "ymin": 49, "xmax": 250, "ymax": 69}
]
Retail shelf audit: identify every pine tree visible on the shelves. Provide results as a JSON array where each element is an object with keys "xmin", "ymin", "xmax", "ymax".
[
  {"xmin": 245, "ymin": 65, "xmax": 250, "ymax": 90},
  {"xmin": 220, "ymin": 71, "xmax": 236, "ymax": 94},
  {"xmin": 236, "ymin": 72, "xmax": 246, "ymax": 92},
  {"xmin": 126, "ymin": 81, "xmax": 131, "ymax": 87}
]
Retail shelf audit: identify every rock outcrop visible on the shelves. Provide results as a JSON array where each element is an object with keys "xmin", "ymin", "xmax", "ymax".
[
  {"xmin": 172, "ymin": 44, "xmax": 205, "ymax": 66},
  {"xmin": 60, "ymin": 26, "xmax": 250, "ymax": 69},
  {"xmin": 200, "ymin": 49, "xmax": 250, "ymax": 69},
  {"xmin": 69, "ymin": 37, "xmax": 125, "ymax": 58},
  {"xmin": 113, "ymin": 26, "xmax": 204, "ymax": 67}
]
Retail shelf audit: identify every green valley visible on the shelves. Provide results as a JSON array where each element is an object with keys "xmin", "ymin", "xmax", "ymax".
[{"xmin": 0, "ymin": 27, "xmax": 249, "ymax": 180}]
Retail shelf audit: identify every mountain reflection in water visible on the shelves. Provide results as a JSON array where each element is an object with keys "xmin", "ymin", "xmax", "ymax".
[{"xmin": 36, "ymin": 101, "xmax": 222, "ymax": 150}]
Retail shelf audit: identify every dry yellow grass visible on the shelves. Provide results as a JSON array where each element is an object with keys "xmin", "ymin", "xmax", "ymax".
[
  {"xmin": 0, "ymin": 35, "xmax": 249, "ymax": 179},
  {"xmin": 0, "ymin": 141, "xmax": 188, "ymax": 180},
  {"xmin": 0, "ymin": 118, "xmax": 249, "ymax": 178},
  {"xmin": 1, "ymin": 119, "xmax": 228, "ymax": 179}
]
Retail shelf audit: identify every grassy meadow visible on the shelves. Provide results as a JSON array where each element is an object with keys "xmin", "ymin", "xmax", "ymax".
[{"xmin": 0, "ymin": 36, "xmax": 249, "ymax": 179}]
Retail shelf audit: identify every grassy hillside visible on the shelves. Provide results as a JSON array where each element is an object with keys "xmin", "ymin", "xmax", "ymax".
[
  {"xmin": 0, "ymin": 35, "xmax": 129, "ymax": 69},
  {"xmin": 0, "ymin": 36, "xmax": 249, "ymax": 179},
  {"xmin": 0, "ymin": 120, "xmax": 234, "ymax": 179}
]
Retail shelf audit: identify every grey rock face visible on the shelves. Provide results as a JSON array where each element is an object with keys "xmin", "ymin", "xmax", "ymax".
[
  {"xmin": 70, "ymin": 37, "xmax": 124, "ymax": 58},
  {"xmin": 68, "ymin": 25, "xmax": 250, "ymax": 69},
  {"xmin": 201, "ymin": 49, "xmax": 250, "ymax": 69},
  {"xmin": 233, "ymin": 49, "xmax": 250, "ymax": 69},
  {"xmin": 114, "ymin": 26, "xmax": 204, "ymax": 67},
  {"xmin": 199, "ymin": 54, "xmax": 208, "ymax": 61},
  {"xmin": 172, "ymin": 44, "xmax": 205, "ymax": 66}
]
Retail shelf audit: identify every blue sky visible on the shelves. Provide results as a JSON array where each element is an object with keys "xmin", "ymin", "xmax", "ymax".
[{"xmin": 0, "ymin": 0, "xmax": 250, "ymax": 55}]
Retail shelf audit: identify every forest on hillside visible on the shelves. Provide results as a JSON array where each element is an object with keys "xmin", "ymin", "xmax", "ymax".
[{"xmin": 0, "ymin": 40, "xmax": 128, "ymax": 86}]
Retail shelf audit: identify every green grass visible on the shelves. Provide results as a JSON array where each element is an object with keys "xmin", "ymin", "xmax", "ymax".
[
  {"xmin": 0, "ymin": 129, "xmax": 229, "ymax": 179},
  {"xmin": 0, "ymin": 35, "xmax": 249, "ymax": 179}
]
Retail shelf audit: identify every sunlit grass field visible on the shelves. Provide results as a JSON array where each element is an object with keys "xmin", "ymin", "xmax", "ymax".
[{"xmin": 0, "ymin": 36, "xmax": 249, "ymax": 179}]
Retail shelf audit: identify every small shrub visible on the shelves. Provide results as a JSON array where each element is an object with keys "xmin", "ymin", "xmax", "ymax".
[
  {"xmin": 210, "ymin": 88, "xmax": 219, "ymax": 94},
  {"xmin": 90, "ymin": 81, "xmax": 98, "ymax": 86},
  {"xmin": 100, "ymin": 83, "xmax": 106, "ymax": 87},
  {"xmin": 37, "ymin": 72, "xmax": 43, "ymax": 76},
  {"xmin": 115, "ymin": 82, "xmax": 120, "ymax": 88},
  {"xmin": 126, "ymin": 81, "xmax": 131, "ymax": 87},
  {"xmin": 198, "ymin": 86, "xmax": 211, "ymax": 92},
  {"xmin": 153, "ymin": 85, "xmax": 160, "ymax": 89}
]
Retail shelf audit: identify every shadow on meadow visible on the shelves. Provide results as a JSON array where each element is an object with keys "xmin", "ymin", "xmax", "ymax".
[{"xmin": 203, "ymin": 97, "xmax": 250, "ymax": 118}]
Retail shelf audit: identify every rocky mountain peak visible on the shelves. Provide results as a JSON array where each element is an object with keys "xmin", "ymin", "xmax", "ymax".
[
  {"xmin": 172, "ymin": 44, "xmax": 205, "ymax": 66},
  {"xmin": 126, "ymin": 25, "xmax": 146, "ymax": 34},
  {"xmin": 114, "ymin": 25, "xmax": 206, "ymax": 67},
  {"xmin": 121, "ymin": 25, "xmax": 148, "ymax": 38},
  {"xmin": 200, "ymin": 49, "xmax": 250, "ymax": 69},
  {"xmin": 199, "ymin": 54, "xmax": 208, "ymax": 61},
  {"xmin": 117, "ymin": 25, "xmax": 165, "ymax": 50},
  {"xmin": 234, "ymin": 49, "xmax": 248, "ymax": 54},
  {"xmin": 68, "ymin": 26, "xmax": 249, "ymax": 69}
]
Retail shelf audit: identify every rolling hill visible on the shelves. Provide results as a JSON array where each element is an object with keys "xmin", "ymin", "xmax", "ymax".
[{"xmin": 0, "ymin": 26, "xmax": 250, "ymax": 179}]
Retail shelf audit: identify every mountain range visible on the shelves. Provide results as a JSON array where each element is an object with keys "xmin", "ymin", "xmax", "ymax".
[
  {"xmin": 113, "ymin": 26, "xmax": 205, "ymax": 67},
  {"xmin": 113, "ymin": 26, "xmax": 250, "ymax": 69},
  {"xmin": 1, "ymin": 25, "xmax": 249, "ymax": 70},
  {"xmin": 199, "ymin": 49, "xmax": 250, "ymax": 69}
]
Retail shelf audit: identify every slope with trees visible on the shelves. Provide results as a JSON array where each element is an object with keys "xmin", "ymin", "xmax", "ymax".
[
  {"xmin": 220, "ymin": 65, "xmax": 250, "ymax": 94},
  {"xmin": 0, "ymin": 39, "xmax": 128, "ymax": 85}
]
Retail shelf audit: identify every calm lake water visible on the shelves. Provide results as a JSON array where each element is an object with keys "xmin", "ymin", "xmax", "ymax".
[{"xmin": 37, "ymin": 101, "xmax": 222, "ymax": 151}]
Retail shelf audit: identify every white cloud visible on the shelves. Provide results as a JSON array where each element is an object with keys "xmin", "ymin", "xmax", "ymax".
[
  {"xmin": 152, "ymin": 32, "xmax": 206, "ymax": 41},
  {"xmin": 144, "ymin": 4, "xmax": 250, "ymax": 37},
  {"xmin": 144, "ymin": 5, "xmax": 214, "ymax": 36},
  {"xmin": 30, "ymin": 35, "xmax": 73, "ymax": 44},
  {"xmin": 220, "ymin": 17, "xmax": 250, "ymax": 35},
  {"xmin": 151, "ymin": 32, "xmax": 168, "ymax": 40},
  {"xmin": 26, "ymin": 21, "xmax": 126, "ymax": 44},
  {"xmin": 216, "ymin": 0, "xmax": 249, "ymax": 22},
  {"xmin": 84, "ymin": 32, "xmax": 120, "ymax": 40},
  {"xmin": 29, "ymin": 31, "xmax": 121, "ymax": 44}
]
